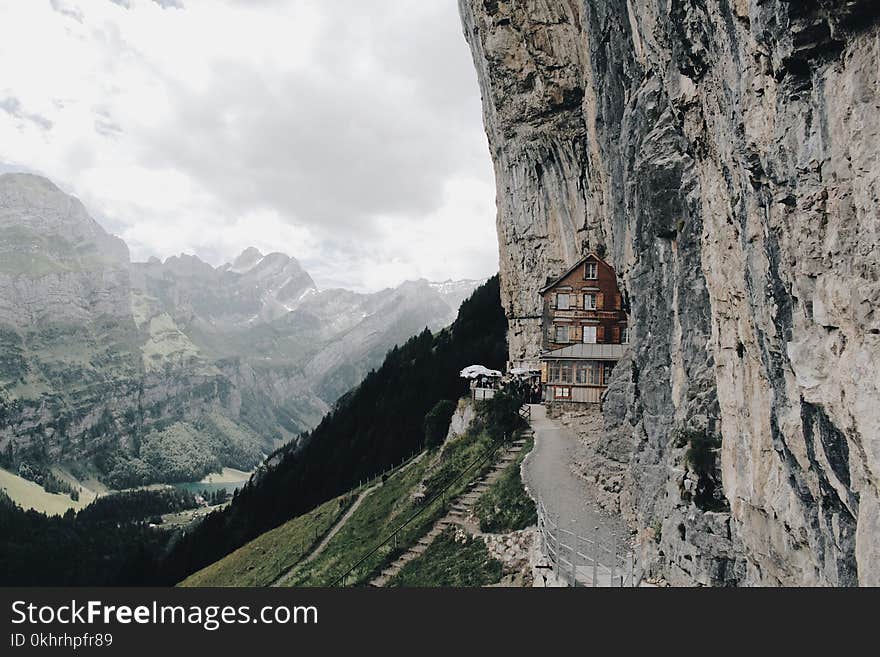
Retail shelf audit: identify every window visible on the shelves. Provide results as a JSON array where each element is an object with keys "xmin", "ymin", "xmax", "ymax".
[
  {"xmin": 576, "ymin": 362, "xmax": 600, "ymax": 385},
  {"xmin": 582, "ymin": 325, "xmax": 597, "ymax": 344},
  {"xmin": 585, "ymin": 262, "xmax": 598, "ymax": 279},
  {"xmin": 556, "ymin": 293, "xmax": 570, "ymax": 310},
  {"xmin": 584, "ymin": 293, "xmax": 596, "ymax": 310},
  {"xmin": 621, "ymin": 327, "xmax": 629, "ymax": 344},
  {"xmin": 560, "ymin": 363, "xmax": 573, "ymax": 383},
  {"xmin": 603, "ymin": 363, "xmax": 615, "ymax": 385},
  {"xmin": 549, "ymin": 362, "xmax": 574, "ymax": 383},
  {"xmin": 554, "ymin": 386, "xmax": 570, "ymax": 399},
  {"xmin": 555, "ymin": 325, "xmax": 569, "ymax": 343}
]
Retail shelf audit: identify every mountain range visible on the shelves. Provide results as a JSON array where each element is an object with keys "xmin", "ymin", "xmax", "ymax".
[{"xmin": 0, "ymin": 172, "xmax": 481, "ymax": 492}]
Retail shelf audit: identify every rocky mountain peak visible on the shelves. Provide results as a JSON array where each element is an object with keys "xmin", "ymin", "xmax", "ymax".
[
  {"xmin": 0, "ymin": 172, "xmax": 129, "ymax": 266},
  {"xmin": 228, "ymin": 246, "xmax": 264, "ymax": 273},
  {"xmin": 0, "ymin": 172, "xmax": 131, "ymax": 327}
]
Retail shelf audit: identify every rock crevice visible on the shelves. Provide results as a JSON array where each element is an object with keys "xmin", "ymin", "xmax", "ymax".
[{"xmin": 460, "ymin": 0, "xmax": 880, "ymax": 585}]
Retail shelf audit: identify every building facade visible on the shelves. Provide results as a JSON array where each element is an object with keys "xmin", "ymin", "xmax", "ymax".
[{"xmin": 539, "ymin": 253, "xmax": 629, "ymax": 403}]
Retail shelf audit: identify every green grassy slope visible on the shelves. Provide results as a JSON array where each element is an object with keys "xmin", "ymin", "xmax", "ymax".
[
  {"xmin": 475, "ymin": 436, "xmax": 536, "ymax": 533},
  {"xmin": 388, "ymin": 531, "xmax": 503, "ymax": 587},
  {"xmin": 179, "ymin": 493, "xmax": 354, "ymax": 587},
  {"xmin": 381, "ymin": 430, "xmax": 536, "ymax": 587},
  {"xmin": 278, "ymin": 453, "xmax": 435, "ymax": 587},
  {"xmin": 183, "ymin": 421, "xmax": 502, "ymax": 587}
]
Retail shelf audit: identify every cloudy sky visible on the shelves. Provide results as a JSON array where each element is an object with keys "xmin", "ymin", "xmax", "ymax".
[{"xmin": 0, "ymin": 0, "xmax": 498, "ymax": 291}]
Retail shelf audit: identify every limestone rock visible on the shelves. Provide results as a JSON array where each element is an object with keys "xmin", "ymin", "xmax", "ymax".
[{"xmin": 460, "ymin": 0, "xmax": 880, "ymax": 585}]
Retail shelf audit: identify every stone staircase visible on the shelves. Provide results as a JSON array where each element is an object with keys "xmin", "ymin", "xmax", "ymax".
[{"xmin": 369, "ymin": 430, "xmax": 532, "ymax": 587}]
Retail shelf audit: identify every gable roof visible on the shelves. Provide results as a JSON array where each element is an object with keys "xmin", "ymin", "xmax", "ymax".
[{"xmin": 539, "ymin": 252, "xmax": 608, "ymax": 294}]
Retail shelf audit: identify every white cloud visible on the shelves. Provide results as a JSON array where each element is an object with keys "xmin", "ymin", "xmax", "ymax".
[{"xmin": 0, "ymin": 0, "xmax": 498, "ymax": 291}]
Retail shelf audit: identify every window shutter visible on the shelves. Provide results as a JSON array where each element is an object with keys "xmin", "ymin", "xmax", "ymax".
[
  {"xmin": 541, "ymin": 363, "xmax": 548, "ymax": 383},
  {"xmin": 597, "ymin": 325, "xmax": 605, "ymax": 343},
  {"xmin": 615, "ymin": 293, "xmax": 622, "ymax": 310},
  {"xmin": 612, "ymin": 326, "xmax": 620, "ymax": 343},
  {"xmin": 596, "ymin": 292, "xmax": 605, "ymax": 310},
  {"xmin": 572, "ymin": 325, "xmax": 582, "ymax": 342}
]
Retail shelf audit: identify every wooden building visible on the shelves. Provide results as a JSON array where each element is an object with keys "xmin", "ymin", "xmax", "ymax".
[{"xmin": 539, "ymin": 253, "xmax": 629, "ymax": 403}]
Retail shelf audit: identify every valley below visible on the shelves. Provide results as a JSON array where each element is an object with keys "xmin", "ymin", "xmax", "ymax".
[{"xmin": 0, "ymin": 172, "xmax": 481, "ymax": 507}]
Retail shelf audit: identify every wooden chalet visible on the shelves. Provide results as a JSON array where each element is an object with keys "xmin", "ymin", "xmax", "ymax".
[{"xmin": 539, "ymin": 253, "xmax": 629, "ymax": 404}]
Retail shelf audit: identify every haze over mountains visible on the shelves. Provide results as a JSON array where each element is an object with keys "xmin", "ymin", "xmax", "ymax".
[{"xmin": 0, "ymin": 172, "xmax": 481, "ymax": 492}]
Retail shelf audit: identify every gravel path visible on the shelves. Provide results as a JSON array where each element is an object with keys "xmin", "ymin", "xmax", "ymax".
[{"xmin": 522, "ymin": 404, "xmax": 628, "ymax": 553}]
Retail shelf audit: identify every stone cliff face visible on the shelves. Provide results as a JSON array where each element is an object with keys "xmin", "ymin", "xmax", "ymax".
[
  {"xmin": 0, "ymin": 174, "xmax": 131, "ymax": 329},
  {"xmin": 460, "ymin": 0, "xmax": 880, "ymax": 585}
]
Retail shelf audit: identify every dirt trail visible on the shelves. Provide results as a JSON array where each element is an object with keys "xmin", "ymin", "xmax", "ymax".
[
  {"xmin": 270, "ymin": 482, "xmax": 380, "ymax": 587},
  {"xmin": 272, "ymin": 452, "xmax": 425, "ymax": 587}
]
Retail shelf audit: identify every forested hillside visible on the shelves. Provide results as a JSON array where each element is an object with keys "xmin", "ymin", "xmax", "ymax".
[
  {"xmin": 157, "ymin": 275, "xmax": 507, "ymax": 584},
  {"xmin": 0, "ymin": 275, "xmax": 506, "ymax": 585},
  {"xmin": 0, "ymin": 488, "xmax": 197, "ymax": 586}
]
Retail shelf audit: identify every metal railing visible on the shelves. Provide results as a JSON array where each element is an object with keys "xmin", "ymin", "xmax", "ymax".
[
  {"xmin": 353, "ymin": 448, "xmax": 422, "ymax": 493},
  {"xmin": 472, "ymin": 387, "xmax": 497, "ymax": 401},
  {"xmin": 536, "ymin": 498, "xmax": 642, "ymax": 587}
]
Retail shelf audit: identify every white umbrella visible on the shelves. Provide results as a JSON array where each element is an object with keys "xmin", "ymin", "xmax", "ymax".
[{"xmin": 460, "ymin": 365, "xmax": 503, "ymax": 379}]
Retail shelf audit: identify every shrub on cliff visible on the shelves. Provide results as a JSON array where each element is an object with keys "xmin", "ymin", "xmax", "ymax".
[
  {"xmin": 477, "ymin": 390, "xmax": 525, "ymax": 443},
  {"xmin": 683, "ymin": 430, "xmax": 726, "ymax": 512},
  {"xmin": 423, "ymin": 400, "xmax": 457, "ymax": 449}
]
